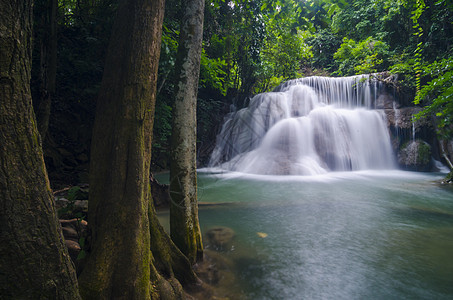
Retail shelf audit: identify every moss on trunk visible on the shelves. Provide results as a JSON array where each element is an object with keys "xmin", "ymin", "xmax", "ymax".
[
  {"xmin": 78, "ymin": 0, "xmax": 200, "ymax": 298},
  {"xmin": 169, "ymin": 0, "xmax": 205, "ymax": 265},
  {"xmin": 0, "ymin": 0, "xmax": 81, "ymax": 298}
]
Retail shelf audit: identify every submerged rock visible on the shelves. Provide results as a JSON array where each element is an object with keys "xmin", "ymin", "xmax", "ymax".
[
  {"xmin": 206, "ymin": 226, "xmax": 235, "ymax": 251},
  {"xmin": 191, "ymin": 249, "xmax": 242, "ymax": 299}
]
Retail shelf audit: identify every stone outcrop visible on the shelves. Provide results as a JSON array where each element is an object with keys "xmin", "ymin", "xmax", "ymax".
[
  {"xmin": 377, "ymin": 78, "xmax": 445, "ymax": 171},
  {"xmin": 398, "ymin": 140, "xmax": 433, "ymax": 171}
]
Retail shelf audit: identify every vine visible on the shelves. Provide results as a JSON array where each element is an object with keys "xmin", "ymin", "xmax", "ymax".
[{"xmin": 411, "ymin": 0, "xmax": 425, "ymax": 104}]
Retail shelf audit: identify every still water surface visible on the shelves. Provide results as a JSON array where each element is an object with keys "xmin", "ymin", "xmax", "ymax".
[{"xmin": 157, "ymin": 170, "xmax": 453, "ymax": 299}]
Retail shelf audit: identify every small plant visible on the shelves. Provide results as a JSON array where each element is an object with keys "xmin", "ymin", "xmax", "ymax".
[
  {"xmin": 77, "ymin": 236, "xmax": 87, "ymax": 260},
  {"xmin": 57, "ymin": 186, "xmax": 80, "ymax": 217},
  {"xmin": 56, "ymin": 185, "xmax": 88, "ymax": 219}
]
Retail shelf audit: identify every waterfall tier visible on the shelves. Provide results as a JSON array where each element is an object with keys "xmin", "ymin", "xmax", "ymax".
[{"xmin": 209, "ymin": 75, "xmax": 396, "ymax": 175}]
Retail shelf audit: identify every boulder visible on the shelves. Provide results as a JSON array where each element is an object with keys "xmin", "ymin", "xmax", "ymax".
[
  {"xmin": 206, "ymin": 226, "xmax": 235, "ymax": 251},
  {"xmin": 398, "ymin": 140, "xmax": 432, "ymax": 171}
]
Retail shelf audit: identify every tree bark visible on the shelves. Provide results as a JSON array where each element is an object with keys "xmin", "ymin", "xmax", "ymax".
[
  {"xmin": 78, "ymin": 0, "xmax": 199, "ymax": 298},
  {"xmin": 34, "ymin": 0, "xmax": 58, "ymax": 139},
  {"xmin": 169, "ymin": 0, "xmax": 205, "ymax": 265},
  {"xmin": 0, "ymin": 0, "xmax": 81, "ymax": 298}
]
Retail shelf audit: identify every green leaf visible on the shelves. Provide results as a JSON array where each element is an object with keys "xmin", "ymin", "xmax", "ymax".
[{"xmin": 77, "ymin": 250, "xmax": 86, "ymax": 260}]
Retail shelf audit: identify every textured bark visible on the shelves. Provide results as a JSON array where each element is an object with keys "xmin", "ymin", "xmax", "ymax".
[
  {"xmin": 169, "ymin": 0, "xmax": 205, "ymax": 265},
  {"xmin": 78, "ymin": 0, "xmax": 199, "ymax": 298},
  {"xmin": 0, "ymin": 0, "xmax": 81, "ymax": 299},
  {"xmin": 34, "ymin": 0, "xmax": 57, "ymax": 139}
]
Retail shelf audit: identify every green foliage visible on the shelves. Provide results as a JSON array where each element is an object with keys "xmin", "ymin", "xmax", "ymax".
[
  {"xmin": 57, "ymin": 186, "xmax": 88, "ymax": 218},
  {"xmin": 34, "ymin": 0, "xmax": 453, "ymax": 171},
  {"xmin": 307, "ymin": 29, "xmax": 342, "ymax": 71},
  {"xmin": 77, "ymin": 236, "xmax": 87, "ymax": 260},
  {"xmin": 258, "ymin": 22, "xmax": 313, "ymax": 92},
  {"xmin": 200, "ymin": 49, "xmax": 229, "ymax": 96},
  {"xmin": 414, "ymin": 58, "xmax": 453, "ymax": 138},
  {"xmin": 196, "ymin": 96, "xmax": 223, "ymax": 145},
  {"xmin": 333, "ymin": 37, "xmax": 391, "ymax": 75},
  {"xmin": 409, "ymin": 0, "xmax": 425, "ymax": 101},
  {"xmin": 446, "ymin": 170, "xmax": 453, "ymax": 182},
  {"xmin": 331, "ymin": 0, "xmax": 408, "ymax": 44},
  {"xmin": 388, "ymin": 53, "xmax": 418, "ymax": 90}
]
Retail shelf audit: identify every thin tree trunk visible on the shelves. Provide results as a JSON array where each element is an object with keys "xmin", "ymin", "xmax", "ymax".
[
  {"xmin": 78, "ymin": 0, "xmax": 200, "ymax": 298},
  {"xmin": 0, "ymin": 0, "xmax": 81, "ymax": 298},
  {"xmin": 169, "ymin": 0, "xmax": 205, "ymax": 264}
]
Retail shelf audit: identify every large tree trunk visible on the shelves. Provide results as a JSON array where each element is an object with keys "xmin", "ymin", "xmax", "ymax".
[
  {"xmin": 78, "ymin": 0, "xmax": 199, "ymax": 298},
  {"xmin": 169, "ymin": 0, "xmax": 205, "ymax": 265},
  {"xmin": 34, "ymin": 0, "xmax": 57, "ymax": 139},
  {"xmin": 0, "ymin": 0, "xmax": 81, "ymax": 298}
]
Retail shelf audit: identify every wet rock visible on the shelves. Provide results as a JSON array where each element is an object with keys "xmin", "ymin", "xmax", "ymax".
[
  {"xmin": 74, "ymin": 200, "xmax": 88, "ymax": 210},
  {"xmin": 60, "ymin": 218, "xmax": 88, "ymax": 235},
  {"xmin": 206, "ymin": 227, "xmax": 235, "ymax": 251},
  {"xmin": 384, "ymin": 107, "xmax": 425, "ymax": 129},
  {"xmin": 375, "ymin": 92, "xmax": 396, "ymax": 109},
  {"xmin": 62, "ymin": 226, "xmax": 79, "ymax": 241},
  {"xmin": 398, "ymin": 140, "xmax": 432, "ymax": 171},
  {"xmin": 65, "ymin": 239, "xmax": 81, "ymax": 262},
  {"xmin": 55, "ymin": 197, "xmax": 69, "ymax": 209},
  {"xmin": 60, "ymin": 219, "xmax": 86, "ymax": 246},
  {"xmin": 60, "ymin": 218, "xmax": 88, "ymax": 274}
]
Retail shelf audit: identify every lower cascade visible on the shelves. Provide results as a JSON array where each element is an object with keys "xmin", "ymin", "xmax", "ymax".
[{"xmin": 209, "ymin": 75, "xmax": 396, "ymax": 175}]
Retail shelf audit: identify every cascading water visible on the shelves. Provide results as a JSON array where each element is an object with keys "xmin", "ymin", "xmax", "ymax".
[{"xmin": 209, "ymin": 75, "xmax": 396, "ymax": 175}]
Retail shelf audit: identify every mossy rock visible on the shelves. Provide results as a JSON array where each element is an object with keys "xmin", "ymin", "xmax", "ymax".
[{"xmin": 398, "ymin": 139, "xmax": 432, "ymax": 171}]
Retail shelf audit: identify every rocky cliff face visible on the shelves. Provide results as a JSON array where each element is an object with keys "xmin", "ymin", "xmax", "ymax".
[{"xmin": 376, "ymin": 75, "xmax": 446, "ymax": 172}]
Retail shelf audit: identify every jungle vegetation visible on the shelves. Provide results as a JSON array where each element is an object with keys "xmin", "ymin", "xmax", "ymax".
[
  {"xmin": 26, "ymin": 0, "xmax": 453, "ymax": 172},
  {"xmin": 1, "ymin": 0, "xmax": 452, "ymax": 298}
]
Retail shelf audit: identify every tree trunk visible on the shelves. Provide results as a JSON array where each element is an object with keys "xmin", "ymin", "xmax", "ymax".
[
  {"xmin": 78, "ymin": 0, "xmax": 199, "ymax": 298},
  {"xmin": 34, "ymin": 0, "xmax": 58, "ymax": 139},
  {"xmin": 169, "ymin": 0, "xmax": 205, "ymax": 265},
  {"xmin": 0, "ymin": 0, "xmax": 81, "ymax": 298}
]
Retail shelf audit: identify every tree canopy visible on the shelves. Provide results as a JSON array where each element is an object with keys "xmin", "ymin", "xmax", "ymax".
[{"xmin": 39, "ymin": 0, "xmax": 451, "ymax": 173}]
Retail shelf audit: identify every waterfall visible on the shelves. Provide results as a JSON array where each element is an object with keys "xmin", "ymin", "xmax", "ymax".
[
  {"xmin": 393, "ymin": 101, "xmax": 400, "ymax": 139},
  {"xmin": 209, "ymin": 75, "xmax": 396, "ymax": 175}
]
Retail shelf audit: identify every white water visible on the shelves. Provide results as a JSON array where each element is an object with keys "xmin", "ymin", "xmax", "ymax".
[{"xmin": 210, "ymin": 75, "xmax": 396, "ymax": 175}]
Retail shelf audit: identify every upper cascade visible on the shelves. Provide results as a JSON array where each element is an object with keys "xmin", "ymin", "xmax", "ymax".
[
  {"xmin": 273, "ymin": 74, "xmax": 380, "ymax": 108},
  {"xmin": 209, "ymin": 75, "xmax": 396, "ymax": 175}
]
